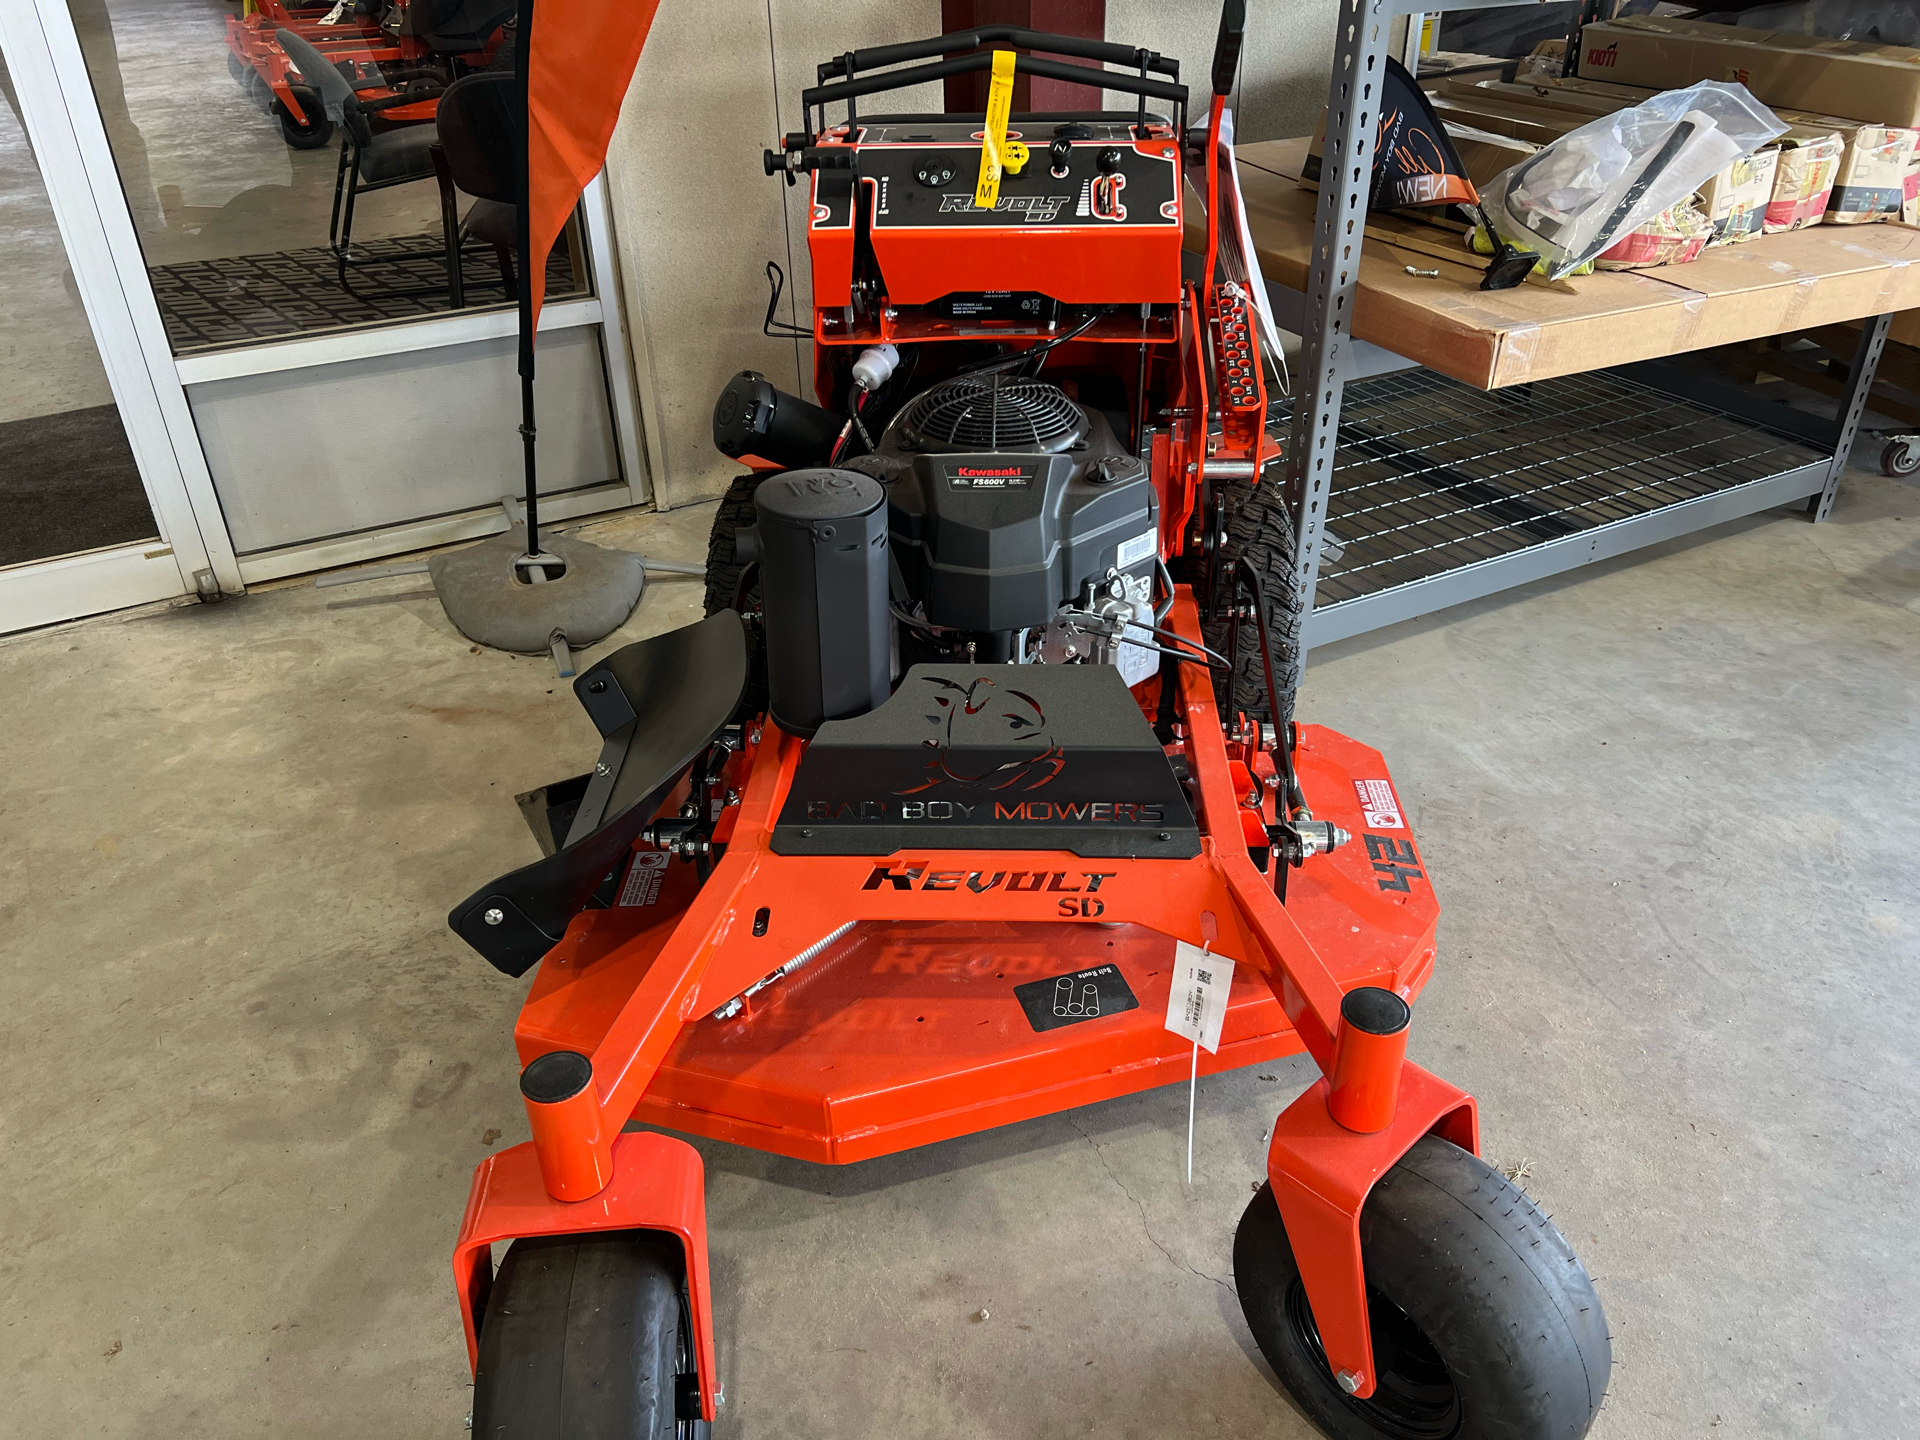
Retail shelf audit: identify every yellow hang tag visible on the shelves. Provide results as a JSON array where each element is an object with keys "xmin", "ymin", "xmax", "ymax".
[{"xmin": 974, "ymin": 50, "xmax": 1017, "ymax": 209}]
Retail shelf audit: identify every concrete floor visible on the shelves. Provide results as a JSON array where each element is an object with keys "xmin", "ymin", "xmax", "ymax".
[{"xmin": 2, "ymin": 471, "xmax": 1916, "ymax": 1438}]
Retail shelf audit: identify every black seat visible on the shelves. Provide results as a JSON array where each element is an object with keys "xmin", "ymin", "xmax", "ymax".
[
  {"xmin": 428, "ymin": 70, "xmax": 521, "ymax": 307},
  {"xmin": 450, "ymin": 611, "xmax": 748, "ymax": 977},
  {"xmin": 405, "ymin": 0, "xmax": 519, "ymax": 53},
  {"xmin": 277, "ymin": 28, "xmax": 445, "ymax": 295}
]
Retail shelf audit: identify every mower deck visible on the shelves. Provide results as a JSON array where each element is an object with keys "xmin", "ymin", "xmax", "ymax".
[{"xmin": 513, "ymin": 725, "xmax": 1437, "ymax": 1163}]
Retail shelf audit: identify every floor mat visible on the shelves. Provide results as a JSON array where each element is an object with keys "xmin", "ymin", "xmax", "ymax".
[
  {"xmin": 0, "ymin": 405, "xmax": 157, "ymax": 567},
  {"xmin": 147, "ymin": 233, "xmax": 581, "ymax": 352}
]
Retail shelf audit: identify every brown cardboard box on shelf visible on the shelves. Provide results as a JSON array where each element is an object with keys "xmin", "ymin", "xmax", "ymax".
[
  {"xmin": 1447, "ymin": 76, "xmax": 1920, "ymax": 234},
  {"xmin": 1574, "ymin": 16, "xmax": 1920, "ymax": 127},
  {"xmin": 1827, "ymin": 126, "xmax": 1919, "ymax": 223},
  {"xmin": 1454, "ymin": 75, "xmax": 1870, "ymax": 144},
  {"xmin": 1425, "ymin": 95, "xmax": 1583, "ymax": 146},
  {"xmin": 1594, "ymin": 201, "xmax": 1714, "ymax": 269},
  {"xmin": 1767, "ymin": 129, "xmax": 1845, "ymax": 232},
  {"xmin": 1301, "ymin": 110, "xmax": 1537, "ymax": 191},
  {"xmin": 1494, "ymin": 74, "xmax": 1657, "ymax": 110},
  {"xmin": 1440, "ymin": 125, "xmax": 1538, "ymax": 189},
  {"xmin": 1697, "ymin": 147, "xmax": 1780, "ymax": 242},
  {"xmin": 1514, "ymin": 40, "xmax": 1566, "ymax": 85},
  {"xmin": 1439, "ymin": 75, "xmax": 1654, "ymax": 117}
]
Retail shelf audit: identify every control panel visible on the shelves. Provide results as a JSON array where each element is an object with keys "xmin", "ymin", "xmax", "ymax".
[
  {"xmin": 807, "ymin": 120, "xmax": 1180, "ymax": 234},
  {"xmin": 803, "ymin": 119, "xmax": 1185, "ymax": 309}
]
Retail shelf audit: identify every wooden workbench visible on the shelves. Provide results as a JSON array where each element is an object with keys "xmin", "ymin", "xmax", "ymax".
[{"xmin": 1229, "ymin": 138, "xmax": 1920, "ymax": 390}]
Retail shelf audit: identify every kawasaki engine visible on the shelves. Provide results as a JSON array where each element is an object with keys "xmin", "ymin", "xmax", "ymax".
[
  {"xmin": 848, "ymin": 374, "xmax": 1160, "ymax": 675},
  {"xmin": 711, "ymin": 366, "xmax": 1167, "ymax": 743}
]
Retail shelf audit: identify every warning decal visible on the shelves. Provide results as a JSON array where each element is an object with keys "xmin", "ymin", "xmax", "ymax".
[
  {"xmin": 618, "ymin": 850, "xmax": 670, "ymax": 907},
  {"xmin": 1353, "ymin": 778, "xmax": 1404, "ymax": 830}
]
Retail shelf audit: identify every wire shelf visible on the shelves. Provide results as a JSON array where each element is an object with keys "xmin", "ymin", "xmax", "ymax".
[{"xmin": 1281, "ymin": 369, "xmax": 1827, "ymax": 609}]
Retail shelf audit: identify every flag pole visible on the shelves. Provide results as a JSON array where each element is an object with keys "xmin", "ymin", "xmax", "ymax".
[{"xmin": 514, "ymin": 0, "xmax": 539, "ymax": 559}]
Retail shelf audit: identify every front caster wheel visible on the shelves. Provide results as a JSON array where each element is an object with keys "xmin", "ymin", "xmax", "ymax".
[
  {"xmin": 275, "ymin": 86, "xmax": 335, "ymax": 150},
  {"xmin": 473, "ymin": 1230, "xmax": 708, "ymax": 1438},
  {"xmin": 1236, "ymin": 1136, "xmax": 1609, "ymax": 1440}
]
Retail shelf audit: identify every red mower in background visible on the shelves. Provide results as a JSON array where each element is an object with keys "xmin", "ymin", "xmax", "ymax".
[
  {"xmin": 224, "ymin": 0, "xmax": 513, "ymax": 149},
  {"xmin": 445, "ymin": 6, "xmax": 1610, "ymax": 1437}
]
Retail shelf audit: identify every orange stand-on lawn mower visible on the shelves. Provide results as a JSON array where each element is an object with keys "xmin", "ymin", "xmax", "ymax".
[
  {"xmin": 225, "ymin": 0, "xmax": 513, "ymax": 150},
  {"xmin": 446, "ymin": 7, "xmax": 1609, "ymax": 1437}
]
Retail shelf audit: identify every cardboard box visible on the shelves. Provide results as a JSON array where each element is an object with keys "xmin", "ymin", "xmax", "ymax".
[
  {"xmin": 1426, "ymin": 96, "xmax": 1583, "ymax": 147},
  {"xmin": 1467, "ymin": 76, "xmax": 1920, "ymax": 224},
  {"xmin": 1826, "ymin": 125, "xmax": 1919, "ymax": 223},
  {"xmin": 1575, "ymin": 16, "xmax": 1920, "ymax": 128},
  {"xmin": 1302, "ymin": 111, "xmax": 1538, "ymax": 192},
  {"xmin": 1515, "ymin": 40, "xmax": 1566, "ymax": 85},
  {"xmin": 1442, "ymin": 125, "xmax": 1539, "ymax": 189},
  {"xmin": 1767, "ymin": 130, "xmax": 1844, "ymax": 232},
  {"xmin": 1448, "ymin": 76, "xmax": 1920, "ymax": 236},
  {"xmin": 1697, "ymin": 146, "xmax": 1780, "ymax": 242},
  {"xmin": 1440, "ymin": 76, "xmax": 1654, "ymax": 117},
  {"xmin": 1496, "ymin": 74, "xmax": 1659, "ymax": 110},
  {"xmin": 1594, "ymin": 201, "xmax": 1714, "ymax": 270}
]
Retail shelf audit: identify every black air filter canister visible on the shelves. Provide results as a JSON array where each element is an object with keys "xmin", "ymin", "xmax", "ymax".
[
  {"xmin": 753, "ymin": 468, "xmax": 890, "ymax": 739},
  {"xmin": 711, "ymin": 371, "xmax": 842, "ymax": 469}
]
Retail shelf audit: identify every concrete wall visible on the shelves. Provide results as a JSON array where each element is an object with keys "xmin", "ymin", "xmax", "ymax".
[
  {"xmin": 603, "ymin": 0, "xmax": 1340, "ymax": 511},
  {"xmin": 1102, "ymin": 0, "xmax": 1340, "ymax": 145}
]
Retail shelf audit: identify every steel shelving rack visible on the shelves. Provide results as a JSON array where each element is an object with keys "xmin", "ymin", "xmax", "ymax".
[{"xmin": 1277, "ymin": 0, "xmax": 1896, "ymax": 658}]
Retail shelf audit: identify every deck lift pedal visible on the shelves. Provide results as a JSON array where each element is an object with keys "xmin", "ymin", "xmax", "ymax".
[{"xmin": 444, "ymin": 7, "xmax": 1610, "ymax": 1436}]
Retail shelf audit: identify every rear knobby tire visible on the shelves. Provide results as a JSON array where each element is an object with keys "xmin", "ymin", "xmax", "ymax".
[
  {"xmin": 1236, "ymin": 1136, "xmax": 1609, "ymax": 1440},
  {"xmin": 704, "ymin": 470, "xmax": 768, "ymax": 717},
  {"xmin": 472, "ymin": 1231, "xmax": 696, "ymax": 1439},
  {"xmin": 1201, "ymin": 471, "xmax": 1302, "ymax": 730}
]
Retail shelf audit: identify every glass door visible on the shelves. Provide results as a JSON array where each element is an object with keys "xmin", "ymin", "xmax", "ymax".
[
  {"xmin": 36, "ymin": 0, "xmax": 649, "ymax": 586},
  {"xmin": 0, "ymin": 8, "xmax": 227, "ymax": 633},
  {"xmin": 0, "ymin": 59, "xmax": 153, "ymax": 561}
]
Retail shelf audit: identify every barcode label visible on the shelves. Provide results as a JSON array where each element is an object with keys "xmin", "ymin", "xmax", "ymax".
[
  {"xmin": 1163, "ymin": 940, "xmax": 1233, "ymax": 1054},
  {"xmin": 1117, "ymin": 530, "xmax": 1157, "ymax": 569}
]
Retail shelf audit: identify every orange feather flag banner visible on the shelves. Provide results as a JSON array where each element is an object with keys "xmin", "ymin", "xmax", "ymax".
[{"xmin": 521, "ymin": 0, "xmax": 663, "ymax": 348}]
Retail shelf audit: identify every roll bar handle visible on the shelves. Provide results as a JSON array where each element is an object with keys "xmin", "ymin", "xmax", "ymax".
[{"xmin": 815, "ymin": 26, "xmax": 1178, "ymax": 85}]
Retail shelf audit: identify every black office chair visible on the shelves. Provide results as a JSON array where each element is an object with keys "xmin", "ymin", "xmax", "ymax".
[
  {"xmin": 402, "ymin": 0, "xmax": 518, "ymax": 52},
  {"xmin": 429, "ymin": 70, "xmax": 521, "ymax": 308},
  {"xmin": 277, "ymin": 28, "xmax": 446, "ymax": 295}
]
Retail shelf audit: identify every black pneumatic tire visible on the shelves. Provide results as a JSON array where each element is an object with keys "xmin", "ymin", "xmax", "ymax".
[
  {"xmin": 704, "ymin": 470, "xmax": 769, "ymax": 717},
  {"xmin": 472, "ymin": 1231, "xmax": 690, "ymax": 1439},
  {"xmin": 1201, "ymin": 471, "xmax": 1303, "ymax": 729},
  {"xmin": 1236, "ymin": 1136, "xmax": 1609, "ymax": 1440}
]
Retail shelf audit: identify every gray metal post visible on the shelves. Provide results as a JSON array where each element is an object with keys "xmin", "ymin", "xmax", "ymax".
[
  {"xmin": 1811, "ymin": 312, "xmax": 1891, "ymax": 521},
  {"xmin": 1282, "ymin": 0, "xmax": 1391, "ymax": 680}
]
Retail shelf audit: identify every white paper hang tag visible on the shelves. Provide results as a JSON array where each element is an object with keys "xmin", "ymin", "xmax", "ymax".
[
  {"xmin": 1165, "ymin": 940, "xmax": 1233, "ymax": 1055},
  {"xmin": 1213, "ymin": 108, "xmax": 1290, "ymax": 391}
]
